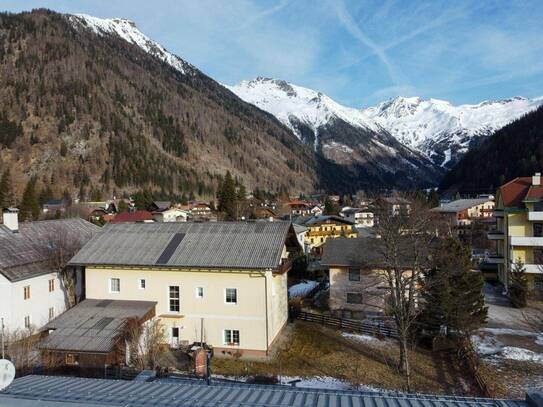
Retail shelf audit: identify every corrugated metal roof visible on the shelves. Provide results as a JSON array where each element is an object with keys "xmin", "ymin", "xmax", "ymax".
[
  {"xmin": 432, "ymin": 199, "xmax": 492, "ymax": 213},
  {"xmin": 0, "ymin": 218, "xmax": 99, "ymax": 282},
  {"xmin": 69, "ymin": 221, "xmax": 292, "ymax": 270},
  {"xmin": 0, "ymin": 375, "xmax": 528, "ymax": 407},
  {"xmin": 39, "ymin": 299, "xmax": 156, "ymax": 353}
]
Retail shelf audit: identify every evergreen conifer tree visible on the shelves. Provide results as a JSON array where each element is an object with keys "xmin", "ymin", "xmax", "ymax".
[
  {"xmin": 19, "ymin": 178, "xmax": 40, "ymax": 221},
  {"xmin": 509, "ymin": 259, "xmax": 528, "ymax": 308},
  {"xmin": 0, "ymin": 169, "xmax": 15, "ymax": 208},
  {"xmin": 217, "ymin": 171, "xmax": 236, "ymax": 220},
  {"xmin": 420, "ymin": 238, "xmax": 487, "ymax": 340}
]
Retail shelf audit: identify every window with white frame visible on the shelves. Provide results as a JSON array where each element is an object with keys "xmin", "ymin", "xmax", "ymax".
[
  {"xmin": 48, "ymin": 307, "xmax": 55, "ymax": 321},
  {"xmin": 223, "ymin": 329, "xmax": 240, "ymax": 346},
  {"xmin": 196, "ymin": 287, "xmax": 204, "ymax": 299},
  {"xmin": 225, "ymin": 288, "xmax": 237, "ymax": 304},
  {"xmin": 169, "ymin": 286, "xmax": 180, "ymax": 312},
  {"xmin": 139, "ymin": 279, "xmax": 146, "ymax": 290},
  {"xmin": 48, "ymin": 279, "xmax": 55, "ymax": 292},
  {"xmin": 24, "ymin": 316, "xmax": 31, "ymax": 329},
  {"xmin": 110, "ymin": 278, "xmax": 120, "ymax": 293}
]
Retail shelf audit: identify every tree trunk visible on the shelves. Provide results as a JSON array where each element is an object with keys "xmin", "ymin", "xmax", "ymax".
[{"xmin": 399, "ymin": 336, "xmax": 411, "ymax": 392}]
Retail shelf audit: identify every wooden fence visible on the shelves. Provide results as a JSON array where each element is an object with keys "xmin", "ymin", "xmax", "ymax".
[{"xmin": 296, "ymin": 311, "xmax": 398, "ymax": 338}]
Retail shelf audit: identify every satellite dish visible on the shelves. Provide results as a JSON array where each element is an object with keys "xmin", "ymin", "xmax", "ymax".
[{"xmin": 0, "ymin": 359, "xmax": 15, "ymax": 390}]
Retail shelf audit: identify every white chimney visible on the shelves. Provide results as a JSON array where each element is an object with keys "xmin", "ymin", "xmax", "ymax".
[
  {"xmin": 2, "ymin": 208, "xmax": 19, "ymax": 233},
  {"xmin": 533, "ymin": 172, "xmax": 541, "ymax": 186}
]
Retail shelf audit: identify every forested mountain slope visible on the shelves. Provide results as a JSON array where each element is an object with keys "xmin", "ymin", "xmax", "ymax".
[
  {"xmin": 0, "ymin": 10, "xmax": 315, "ymax": 200},
  {"xmin": 439, "ymin": 105, "xmax": 543, "ymax": 194}
]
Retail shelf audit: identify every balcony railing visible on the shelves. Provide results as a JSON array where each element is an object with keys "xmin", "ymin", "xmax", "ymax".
[
  {"xmin": 306, "ymin": 229, "xmax": 354, "ymax": 237},
  {"xmin": 523, "ymin": 264, "xmax": 543, "ymax": 274},
  {"xmin": 528, "ymin": 211, "xmax": 543, "ymax": 221},
  {"xmin": 509, "ymin": 236, "xmax": 543, "ymax": 246}
]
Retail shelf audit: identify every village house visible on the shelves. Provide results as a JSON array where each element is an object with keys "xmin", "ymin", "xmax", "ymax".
[
  {"xmin": 490, "ymin": 173, "xmax": 543, "ymax": 293},
  {"xmin": 432, "ymin": 197, "xmax": 494, "ymax": 235},
  {"xmin": 68, "ymin": 221, "xmax": 300, "ymax": 357},
  {"xmin": 285, "ymin": 199, "xmax": 312, "ymax": 217},
  {"xmin": 295, "ymin": 215, "xmax": 357, "ymax": 256},
  {"xmin": 0, "ymin": 208, "xmax": 99, "ymax": 333},
  {"xmin": 340, "ymin": 207, "xmax": 375, "ymax": 228},
  {"xmin": 381, "ymin": 197, "xmax": 411, "ymax": 217},
  {"xmin": 321, "ymin": 238, "xmax": 391, "ymax": 319},
  {"xmin": 292, "ymin": 224, "xmax": 308, "ymax": 254},
  {"xmin": 189, "ymin": 201, "xmax": 216, "ymax": 221},
  {"xmin": 153, "ymin": 207, "xmax": 189, "ymax": 222}
]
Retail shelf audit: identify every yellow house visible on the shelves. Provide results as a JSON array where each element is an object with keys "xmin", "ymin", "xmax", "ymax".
[
  {"xmin": 69, "ymin": 221, "xmax": 300, "ymax": 357},
  {"xmin": 298, "ymin": 216, "xmax": 357, "ymax": 254},
  {"xmin": 489, "ymin": 173, "xmax": 543, "ymax": 293}
]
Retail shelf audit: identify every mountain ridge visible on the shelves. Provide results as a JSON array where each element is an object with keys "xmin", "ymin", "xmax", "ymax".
[{"xmin": 228, "ymin": 77, "xmax": 543, "ymax": 169}]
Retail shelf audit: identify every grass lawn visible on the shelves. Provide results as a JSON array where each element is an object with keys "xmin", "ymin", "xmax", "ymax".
[{"xmin": 212, "ymin": 321, "xmax": 483, "ymax": 395}]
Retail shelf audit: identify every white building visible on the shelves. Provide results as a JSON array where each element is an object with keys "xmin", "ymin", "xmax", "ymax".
[
  {"xmin": 0, "ymin": 209, "xmax": 98, "ymax": 334},
  {"xmin": 340, "ymin": 207, "xmax": 374, "ymax": 228},
  {"xmin": 153, "ymin": 208, "xmax": 189, "ymax": 223}
]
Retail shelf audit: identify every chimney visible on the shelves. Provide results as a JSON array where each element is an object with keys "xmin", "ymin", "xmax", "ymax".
[
  {"xmin": 533, "ymin": 172, "xmax": 541, "ymax": 186},
  {"xmin": 2, "ymin": 208, "xmax": 19, "ymax": 233}
]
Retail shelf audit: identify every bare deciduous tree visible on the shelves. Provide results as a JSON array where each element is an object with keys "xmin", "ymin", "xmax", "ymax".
[
  {"xmin": 36, "ymin": 224, "xmax": 95, "ymax": 307},
  {"xmin": 375, "ymin": 196, "xmax": 441, "ymax": 392},
  {"xmin": 116, "ymin": 318, "xmax": 166, "ymax": 370},
  {"xmin": 6, "ymin": 327, "xmax": 39, "ymax": 375}
]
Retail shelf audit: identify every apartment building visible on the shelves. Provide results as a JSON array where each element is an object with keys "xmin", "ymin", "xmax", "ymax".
[
  {"xmin": 490, "ymin": 173, "xmax": 543, "ymax": 292},
  {"xmin": 69, "ymin": 221, "xmax": 300, "ymax": 357},
  {"xmin": 0, "ymin": 209, "xmax": 98, "ymax": 333},
  {"xmin": 293, "ymin": 215, "xmax": 357, "ymax": 256}
]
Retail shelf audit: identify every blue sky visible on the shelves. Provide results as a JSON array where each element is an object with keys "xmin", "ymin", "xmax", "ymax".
[{"xmin": 3, "ymin": 0, "xmax": 543, "ymax": 107}]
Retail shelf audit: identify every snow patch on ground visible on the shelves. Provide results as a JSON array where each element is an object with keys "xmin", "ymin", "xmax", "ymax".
[
  {"xmin": 472, "ymin": 327, "xmax": 543, "ymax": 363},
  {"xmin": 500, "ymin": 347, "xmax": 543, "ymax": 363},
  {"xmin": 471, "ymin": 334, "xmax": 503, "ymax": 355},
  {"xmin": 213, "ymin": 374, "xmax": 384, "ymax": 392},
  {"xmin": 480, "ymin": 327, "xmax": 539, "ymax": 337},
  {"xmin": 288, "ymin": 280, "xmax": 318, "ymax": 298},
  {"xmin": 280, "ymin": 376, "xmax": 382, "ymax": 392}
]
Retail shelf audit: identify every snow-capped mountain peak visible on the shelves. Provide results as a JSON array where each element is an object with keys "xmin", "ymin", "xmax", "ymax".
[
  {"xmin": 364, "ymin": 95, "xmax": 543, "ymax": 167},
  {"xmin": 226, "ymin": 77, "xmax": 380, "ymax": 144},
  {"xmin": 68, "ymin": 13, "xmax": 194, "ymax": 75},
  {"xmin": 229, "ymin": 77, "xmax": 543, "ymax": 169}
]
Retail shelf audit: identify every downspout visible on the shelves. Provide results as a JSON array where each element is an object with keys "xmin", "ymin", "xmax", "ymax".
[{"xmin": 264, "ymin": 270, "xmax": 270, "ymax": 356}]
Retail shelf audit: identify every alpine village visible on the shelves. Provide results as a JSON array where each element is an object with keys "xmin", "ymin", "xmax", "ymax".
[{"xmin": 0, "ymin": 6, "xmax": 543, "ymax": 407}]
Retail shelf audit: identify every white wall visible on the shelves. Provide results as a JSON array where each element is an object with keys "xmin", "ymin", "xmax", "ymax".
[{"xmin": 0, "ymin": 272, "xmax": 68, "ymax": 334}]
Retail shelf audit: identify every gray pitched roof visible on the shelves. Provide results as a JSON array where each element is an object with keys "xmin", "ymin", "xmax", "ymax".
[
  {"xmin": 432, "ymin": 198, "xmax": 493, "ymax": 213},
  {"xmin": 0, "ymin": 218, "xmax": 100, "ymax": 282},
  {"xmin": 69, "ymin": 221, "xmax": 293, "ymax": 270},
  {"xmin": 321, "ymin": 238, "xmax": 385, "ymax": 268},
  {"xmin": 39, "ymin": 299, "xmax": 156, "ymax": 353},
  {"xmin": 0, "ymin": 375, "xmax": 528, "ymax": 407}
]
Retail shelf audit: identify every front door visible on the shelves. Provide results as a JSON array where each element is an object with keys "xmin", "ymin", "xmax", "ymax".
[{"xmin": 171, "ymin": 327, "xmax": 180, "ymax": 348}]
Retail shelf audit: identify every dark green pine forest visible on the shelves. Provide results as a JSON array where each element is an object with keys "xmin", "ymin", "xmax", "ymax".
[{"xmin": 439, "ymin": 105, "xmax": 543, "ymax": 194}]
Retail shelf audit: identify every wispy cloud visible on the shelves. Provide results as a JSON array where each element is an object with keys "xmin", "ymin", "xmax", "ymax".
[
  {"xmin": 330, "ymin": 0, "xmax": 400, "ymax": 86},
  {"xmin": 2, "ymin": 0, "xmax": 542, "ymax": 105}
]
